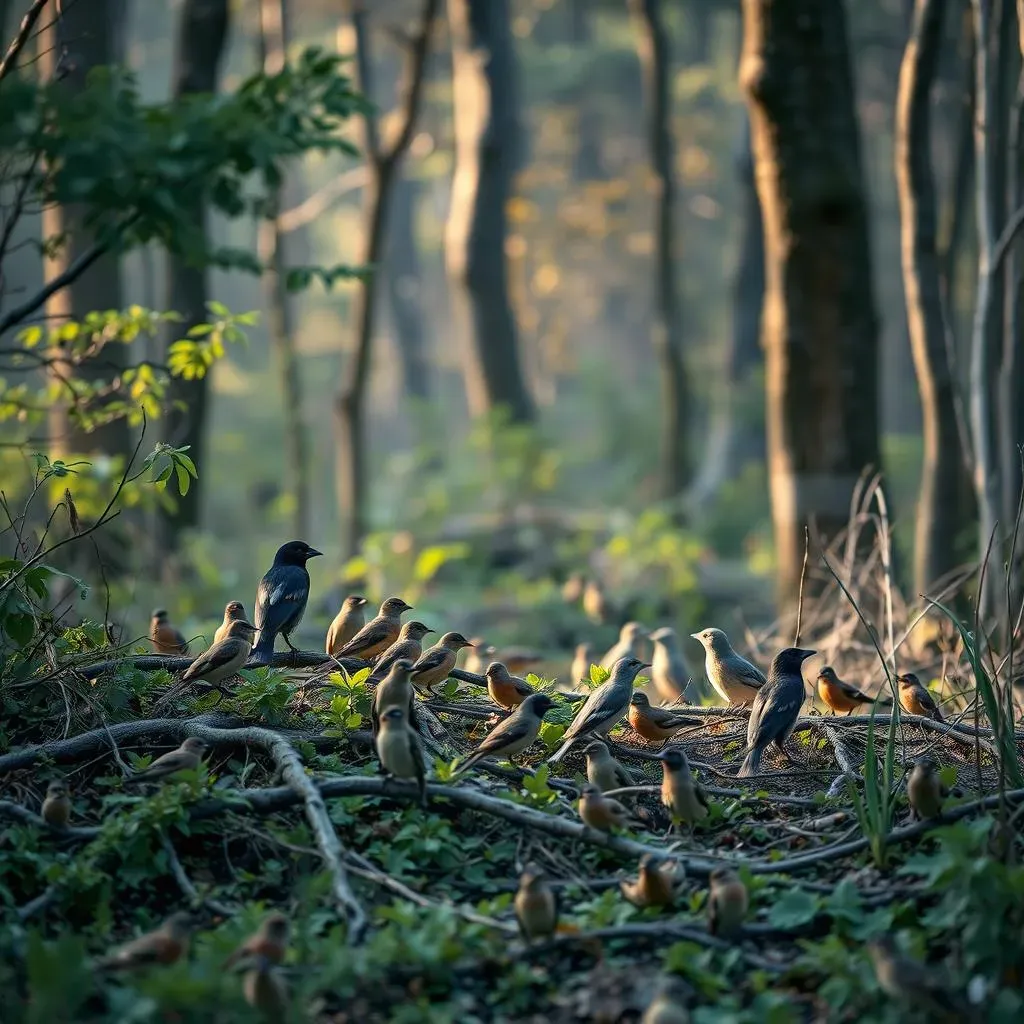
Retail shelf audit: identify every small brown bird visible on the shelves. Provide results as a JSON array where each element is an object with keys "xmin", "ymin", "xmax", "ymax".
[
  {"xmin": 409, "ymin": 631, "xmax": 474, "ymax": 692},
  {"xmin": 620, "ymin": 854, "xmax": 681, "ymax": 908},
  {"xmin": 897, "ymin": 673, "xmax": 944, "ymax": 722},
  {"xmin": 41, "ymin": 780, "xmax": 72, "ymax": 828},
  {"xmin": 124, "ymin": 737, "xmax": 209, "ymax": 785},
  {"xmin": 657, "ymin": 747, "xmax": 709, "ymax": 827},
  {"xmin": 907, "ymin": 755, "xmax": 947, "ymax": 820},
  {"xmin": 486, "ymin": 661, "xmax": 537, "ymax": 710},
  {"xmin": 213, "ymin": 601, "xmax": 248, "ymax": 646},
  {"xmin": 816, "ymin": 666, "xmax": 873, "ymax": 715},
  {"xmin": 334, "ymin": 596, "xmax": 412, "ymax": 661},
  {"xmin": 370, "ymin": 620, "xmax": 434, "ymax": 681},
  {"xmin": 866, "ymin": 934, "xmax": 969, "ymax": 1023},
  {"xmin": 583, "ymin": 578, "xmax": 611, "ymax": 624},
  {"xmin": 578, "ymin": 782, "xmax": 631, "ymax": 832},
  {"xmin": 562, "ymin": 572, "xmax": 585, "ymax": 605},
  {"xmin": 371, "ymin": 658, "xmax": 417, "ymax": 739},
  {"xmin": 706, "ymin": 867, "xmax": 748, "ymax": 938},
  {"xmin": 377, "ymin": 707, "xmax": 426, "ymax": 806},
  {"xmin": 583, "ymin": 739, "xmax": 634, "ymax": 792},
  {"xmin": 641, "ymin": 977, "xmax": 691, "ymax": 1024},
  {"xmin": 463, "ymin": 637, "xmax": 496, "ymax": 676},
  {"xmin": 601, "ymin": 621, "xmax": 648, "ymax": 669},
  {"xmin": 514, "ymin": 863, "xmax": 558, "ymax": 941},
  {"xmin": 325, "ymin": 594, "xmax": 368, "ymax": 655},
  {"xmin": 224, "ymin": 911, "xmax": 290, "ymax": 969},
  {"xmin": 242, "ymin": 955, "xmax": 289, "ymax": 1019},
  {"xmin": 180, "ymin": 618, "xmax": 256, "ymax": 690},
  {"xmin": 570, "ymin": 642, "xmax": 594, "ymax": 685},
  {"xmin": 649, "ymin": 627, "xmax": 692, "ymax": 704},
  {"xmin": 499, "ymin": 647, "xmax": 545, "ymax": 676},
  {"xmin": 95, "ymin": 911, "xmax": 194, "ymax": 971},
  {"xmin": 628, "ymin": 692, "xmax": 700, "ymax": 743},
  {"xmin": 150, "ymin": 609, "xmax": 189, "ymax": 655},
  {"xmin": 455, "ymin": 693, "xmax": 556, "ymax": 773}
]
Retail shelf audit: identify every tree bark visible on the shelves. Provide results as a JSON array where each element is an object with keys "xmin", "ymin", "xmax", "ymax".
[
  {"xmin": 445, "ymin": 0, "xmax": 534, "ymax": 424},
  {"xmin": 741, "ymin": 0, "xmax": 884, "ymax": 604},
  {"xmin": 629, "ymin": 0, "xmax": 690, "ymax": 500}
]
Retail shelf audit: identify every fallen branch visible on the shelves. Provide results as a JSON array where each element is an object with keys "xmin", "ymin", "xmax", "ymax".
[{"xmin": 160, "ymin": 834, "xmax": 237, "ymax": 918}]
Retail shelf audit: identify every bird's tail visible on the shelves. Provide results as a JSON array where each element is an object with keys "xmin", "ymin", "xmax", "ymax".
[
  {"xmin": 250, "ymin": 630, "xmax": 275, "ymax": 664},
  {"xmin": 737, "ymin": 746, "xmax": 761, "ymax": 778},
  {"xmin": 546, "ymin": 738, "xmax": 575, "ymax": 765}
]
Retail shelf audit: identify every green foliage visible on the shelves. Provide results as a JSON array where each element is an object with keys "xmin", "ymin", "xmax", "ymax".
[{"xmin": 845, "ymin": 704, "xmax": 900, "ymax": 868}]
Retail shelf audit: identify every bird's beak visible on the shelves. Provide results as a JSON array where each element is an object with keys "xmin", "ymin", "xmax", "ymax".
[
  {"xmin": 653, "ymin": 750, "xmax": 671, "ymax": 760},
  {"xmin": 801, "ymin": 649, "xmax": 818, "ymax": 661},
  {"xmin": 465, "ymin": 641, "xmax": 476, "ymax": 648},
  {"xmin": 307, "ymin": 548, "xmax": 323, "ymax": 558},
  {"xmin": 690, "ymin": 632, "xmax": 700, "ymax": 641},
  {"xmin": 356, "ymin": 597, "xmax": 368, "ymax": 606},
  {"xmin": 639, "ymin": 661, "xmax": 652, "ymax": 669}
]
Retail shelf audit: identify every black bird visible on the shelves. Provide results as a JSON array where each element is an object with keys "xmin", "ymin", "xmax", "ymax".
[
  {"xmin": 738, "ymin": 647, "xmax": 816, "ymax": 777},
  {"xmin": 251, "ymin": 540, "xmax": 322, "ymax": 663}
]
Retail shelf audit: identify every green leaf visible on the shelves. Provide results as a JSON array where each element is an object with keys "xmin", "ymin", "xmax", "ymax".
[
  {"xmin": 589, "ymin": 663, "xmax": 610, "ymax": 685},
  {"xmin": 766, "ymin": 888, "xmax": 819, "ymax": 929}
]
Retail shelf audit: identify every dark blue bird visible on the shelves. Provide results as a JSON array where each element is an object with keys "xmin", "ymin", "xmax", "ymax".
[
  {"xmin": 738, "ymin": 647, "xmax": 816, "ymax": 777},
  {"xmin": 251, "ymin": 540, "xmax": 322, "ymax": 664}
]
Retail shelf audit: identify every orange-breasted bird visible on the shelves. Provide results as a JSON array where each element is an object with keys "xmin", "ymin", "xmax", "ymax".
[
  {"xmin": 326, "ymin": 594, "xmax": 367, "ymax": 656},
  {"xmin": 370, "ymin": 620, "xmax": 434, "ymax": 682},
  {"xmin": 628, "ymin": 692, "xmax": 700, "ymax": 743},
  {"xmin": 896, "ymin": 673, "xmax": 944, "ymax": 722},
  {"xmin": 41, "ymin": 779, "xmax": 72, "ymax": 828},
  {"xmin": 410, "ymin": 632, "xmax": 474, "ymax": 692},
  {"xmin": 334, "ymin": 596, "xmax": 412, "ymax": 662},
  {"xmin": 486, "ymin": 661, "xmax": 536, "ymax": 710},
  {"xmin": 578, "ymin": 782, "xmax": 631, "ymax": 832},
  {"xmin": 213, "ymin": 601, "xmax": 248, "ymax": 646},
  {"xmin": 180, "ymin": 619, "xmax": 256, "ymax": 690},
  {"xmin": 150, "ymin": 609, "xmax": 189, "ymax": 655},
  {"xmin": 95, "ymin": 911, "xmax": 194, "ymax": 971},
  {"xmin": 455, "ymin": 693, "xmax": 556, "ymax": 774},
  {"xmin": 816, "ymin": 666, "xmax": 873, "ymax": 715},
  {"xmin": 706, "ymin": 867, "xmax": 748, "ymax": 938},
  {"xmin": 514, "ymin": 863, "xmax": 558, "ymax": 941},
  {"xmin": 224, "ymin": 911, "xmax": 290, "ymax": 969},
  {"xmin": 124, "ymin": 737, "xmax": 209, "ymax": 785},
  {"xmin": 620, "ymin": 854, "xmax": 682, "ymax": 908}
]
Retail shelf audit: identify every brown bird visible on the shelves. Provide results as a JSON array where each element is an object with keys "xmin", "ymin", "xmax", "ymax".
[
  {"xmin": 150, "ymin": 609, "xmax": 189, "ymax": 655},
  {"xmin": 578, "ymin": 782, "xmax": 631, "ymax": 832},
  {"xmin": 224, "ymin": 911, "xmax": 290, "ymax": 969},
  {"xmin": 370, "ymin": 620, "xmax": 434, "ymax": 681},
  {"xmin": 124, "ymin": 737, "xmax": 209, "ymax": 785},
  {"xmin": 334, "ymin": 596, "xmax": 412, "ymax": 661},
  {"xmin": 463, "ymin": 637, "xmax": 497, "ymax": 676},
  {"xmin": 371, "ymin": 659, "xmax": 417, "ymax": 740},
  {"xmin": 620, "ymin": 854, "xmax": 681, "ymax": 909},
  {"xmin": 499, "ymin": 647, "xmax": 545, "ymax": 676},
  {"xmin": 706, "ymin": 867, "xmax": 748, "ymax": 938},
  {"xmin": 628, "ymin": 692, "xmax": 700, "ymax": 743},
  {"xmin": 180, "ymin": 619, "xmax": 256, "ymax": 690},
  {"xmin": 455, "ymin": 693, "xmax": 556, "ymax": 774},
  {"xmin": 41, "ymin": 779, "xmax": 72, "ymax": 828},
  {"xmin": 649, "ymin": 627, "xmax": 692, "ymax": 704},
  {"xmin": 243, "ymin": 955, "xmax": 289, "ymax": 1019},
  {"xmin": 641, "ymin": 977, "xmax": 692, "ymax": 1024},
  {"xmin": 601, "ymin": 621, "xmax": 648, "ymax": 669},
  {"xmin": 866, "ymin": 934, "xmax": 970, "ymax": 1023},
  {"xmin": 896, "ymin": 673, "xmax": 944, "ymax": 722},
  {"xmin": 657, "ymin": 747, "xmax": 709, "ymax": 828},
  {"xmin": 816, "ymin": 666, "xmax": 873, "ymax": 715},
  {"xmin": 907, "ymin": 755, "xmax": 947, "ymax": 821},
  {"xmin": 377, "ymin": 707, "xmax": 426, "ymax": 806},
  {"xmin": 514, "ymin": 863, "xmax": 558, "ymax": 941},
  {"xmin": 213, "ymin": 601, "xmax": 248, "ymax": 646},
  {"xmin": 325, "ymin": 594, "xmax": 367, "ymax": 655},
  {"xmin": 410, "ymin": 632, "xmax": 474, "ymax": 692},
  {"xmin": 570, "ymin": 642, "xmax": 594, "ymax": 685},
  {"xmin": 95, "ymin": 911, "xmax": 194, "ymax": 971},
  {"xmin": 562, "ymin": 572, "xmax": 585, "ymax": 605},
  {"xmin": 583, "ymin": 578, "xmax": 611, "ymax": 624},
  {"xmin": 485, "ymin": 661, "xmax": 537, "ymax": 710},
  {"xmin": 583, "ymin": 739, "xmax": 634, "ymax": 793}
]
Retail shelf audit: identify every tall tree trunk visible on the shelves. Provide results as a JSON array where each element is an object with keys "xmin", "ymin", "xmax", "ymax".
[
  {"xmin": 629, "ymin": 0, "xmax": 690, "ymax": 500},
  {"xmin": 445, "ymin": 0, "xmax": 534, "ymax": 424},
  {"xmin": 160, "ymin": 0, "xmax": 230, "ymax": 543},
  {"xmin": 897, "ymin": 0, "xmax": 964, "ymax": 594},
  {"xmin": 741, "ymin": 0, "xmax": 884, "ymax": 605}
]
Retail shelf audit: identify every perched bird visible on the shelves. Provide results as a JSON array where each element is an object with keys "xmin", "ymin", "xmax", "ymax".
[
  {"xmin": 706, "ymin": 867, "xmax": 748, "ymax": 938},
  {"xmin": 242, "ymin": 954, "xmax": 289, "ymax": 1019},
  {"xmin": 95, "ymin": 911, "xmax": 193, "ymax": 971},
  {"xmin": 377, "ymin": 707, "xmax": 426, "ymax": 806},
  {"xmin": 628, "ymin": 692, "xmax": 700, "ymax": 744},
  {"xmin": 455, "ymin": 693, "xmax": 556, "ymax": 774},
  {"xmin": 410, "ymin": 631, "xmax": 474, "ymax": 692},
  {"xmin": 641, "ymin": 977, "xmax": 691, "ymax": 1024},
  {"xmin": 620, "ymin": 853, "xmax": 681, "ymax": 908},
  {"xmin": 124, "ymin": 737, "xmax": 209, "ymax": 785},
  {"xmin": 583, "ymin": 739, "xmax": 634, "ymax": 793},
  {"xmin": 570, "ymin": 642, "xmax": 594, "ymax": 685},
  {"xmin": 41, "ymin": 780, "xmax": 72, "ymax": 828},
  {"xmin": 601, "ymin": 621, "xmax": 648, "ymax": 669},
  {"xmin": 690, "ymin": 627, "xmax": 765, "ymax": 705},
  {"xmin": 371, "ymin": 659, "xmax": 417, "ymax": 740},
  {"xmin": 213, "ymin": 601, "xmax": 248, "ymax": 646},
  {"xmin": 499, "ymin": 647, "xmax": 545, "ymax": 676},
  {"xmin": 463, "ymin": 637, "xmax": 496, "ymax": 676},
  {"xmin": 907, "ymin": 755, "xmax": 947, "ymax": 820},
  {"xmin": 578, "ymin": 782, "xmax": 631, "ymax": 831},
  {"xmin": 896, "ymin": 673, "xmax": 944, "ymax": 722},
  {"xmin": 224, "ymin": 911, "xmax": 290, "ymax": 969},
  {"xmin": 370, "ymin": 620, "xmax": 434, "ymax": 681},
  {"xmin": 738, "ymin": 648, "xmax": 816, "ymax": 777},
  {"xmin": 486, "ymin": 661, "xmax": 537, "ymax": 710},
  {"xmin": 816, "ymin": 666, "xmax": 873, "ymax": 715},
  {"xmin": 649, "ymin": 627, "xmax": 692, "ymax": 704},
  {"xmin": 325, "ymin": 594, "xmax": 368, "ymax": 655},
  {"xmin": 866, "ymin": 934, "xmax": 969, "ymax": 1023},
  {"xmin": 150, "ymin": 609, "xmax": 189, "ymax": 656},
  {"xmin": 180, "ymin": 619, "xmax": 256, "ymax": 690},
  {"xmin": 583, "ymin": 578, "xmax": 611, "ymax": 624},
  {"xmin": 561, "ymin": 572, "xmax": 585, "ymax": 605},
  {"xmin": 548, "ymin": 656, "xmax": 649, "ymax": 765},
  {"xmin": 514, "ymin": 863, "xmax": 558, "ymax": 941},
  {"xmin": 251, "ymin": 540, "xmax": 322, "ymax": 662},
  {"xmin": 335, "ymin": 596, "xmax": 413, "ymax": 661},
  {"xmin": 657, "ymin": 747, "xmax": 709, "ymax": 827}
]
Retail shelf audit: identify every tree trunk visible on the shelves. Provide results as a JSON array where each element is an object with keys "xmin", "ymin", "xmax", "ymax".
[
  {"xmin": 445, "ymin": 0, "xmax": 534, "ymax": 424},
  {"xmin": 629, "ymin": 0, "xmax": 690, "ymax": 500},
  {"xmin": 741, "ymin": 0, "xmax": 883, "ymax": 605},
  {"xmin": 160, "ymin": 0, "xmax": 230, "ymax": 542}
]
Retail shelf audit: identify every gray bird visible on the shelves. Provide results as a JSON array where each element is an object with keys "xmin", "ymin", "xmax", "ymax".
[
  {"xmin": 690, "ymin": 627, "xmax": 766, "ymax": 706},
  {"xmin": 124, "ymin": 737, "xmax": 210, "ymax": 785},
  {"xmin": 455, "ymin": 693, "xmax": 556, "ymax": 774},
  {"xmin": 463, "ymin": 637, "xmax": 496, "ymax": 676},
  {"xmin": 371, "ymin": 658, "xmax": 418, "ymax": 740},
  {"xmin": 547, "ymin": 656, "xmax": 649, "ymax": 765},
  {"xmin": 737, "ymin": 647, "xmax": 815, "ymax": 777},
  {"xmin": 377, "ymin": 706, "xmax": 427, "ymax": 806},
  {"xmin": 369, "ymin": 620, "xmax": 434, "ymax": 682},
  {"xmin": 649, "ymin": 627, "xmax": 692, "ymax": 704},
  {"xmin": 601, "ymin": 622, "xmax": 648, "ymax": 669},
  {"xmin": 583, "ymin": 739, "xmax": 634, "ymax": 792}
]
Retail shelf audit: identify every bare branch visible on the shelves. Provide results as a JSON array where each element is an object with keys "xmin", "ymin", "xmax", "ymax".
[{"xmin": 0, "ymin": 0, "xmax": 51, "ymax": 83}]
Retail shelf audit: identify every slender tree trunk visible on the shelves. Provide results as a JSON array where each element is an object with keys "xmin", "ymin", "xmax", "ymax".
[
  {"xmin": 741, "ymin": 0, "xmax": 883, "ymax": 605},
  {"xmin": 445, "ymin": 0, "xmax": 534, "ymax": 424},
  {"xmin": 629, "ymin": 0, "xmax": 690, "ymax": 500}
]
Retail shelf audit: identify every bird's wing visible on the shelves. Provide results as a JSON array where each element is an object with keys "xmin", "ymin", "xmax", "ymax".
[
  {"xmin": 652, "ymin": 709, "xmax": 700, "ymax": 728},
  {"xmin": 256, "ymin": 566, "xmax": 309, "ymax": 634},
  {"xmin": 563, "ymin": 681, "xmax": 623, "ymax": 740},
  {"xmin": 753, "ymin": 680, "xmax": 804, "ymax": 742},
  {"xmin": 182, "ymin": 638, "xmax": 245, "ymax": 681},
  {"xmin": 614, "ymin": 761, "xmax": 636, "ymax": 787},
  {"xmin": 411, "ymin": 648, "xmax": 449, "ymax": 675},
  {"xmin": 736, "ymin": 659, "xmax": 767, "ymax": 686},
  {"xmin": 337, "ymin": 619, "xmax": 391, "ymax": 656},
  {"xmin": 695, "ymin": 781, "xmax": 711, "ymax": 811},
  {"xmin": 475, "ymin": 714, "xmax": 533, "ymax": 757}
]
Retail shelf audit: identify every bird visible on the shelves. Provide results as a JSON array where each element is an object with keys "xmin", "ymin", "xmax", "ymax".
[
  {"xmin": 463, "ymin": 637, "xmax": 496, "ymax": 676},
  {"xmin": 690, "ymin": 627, "xmax": 765, "ymax": 705},
  {"xmin": 180, "ymin": 618, "xmax": 256, "ymax": 690},
  {"xmin": 547, "ymin": 656, "xmax": 649, "ymax": 765},
  {"xmin": 907, "ymin": 755, "xmax": 947, "ymax": 820},
  {"xmin": 706, "ymin": 867, "xmax": 748, "ymax": 938},
  {"xmin": 601, "ymin": 621, "xmax": 647, "ymax": 669},
  {"xmin": 41, "ymin": 780, "xmax": 72, "ymax": 828},
  {"xmin": 251, "ymin": 540, "xmax": 322, "ymax": 662},
  {"xmin": 325, "ymin": 594, "xmax": 368, "ymax": 655},
  {"xmin": 377, "ymin": 707, "xmax": 426, "ymax": 806},
  {"xmin": 570, "ymin": 642, "xmax": 594, "ymax": 685},
  {"xmin": 498, "ymin": 647, "xmax": 545, "ymax": 676},
  {"xmin": 816, "ymin": 666, "xmax": 874, "ymax": 715},
  {"xmin": 578, "ymin": 782, "xmax": 631, "ymax": 831},
  {"xmin": 455, "ymin": 693, "xmax": 556, "ymax": 774},
  {"xmin": 865, "ymin": 934, "xmax": 969, "ymax": 1023},
  {"xmin": 334, "ymin": 596, "xmax": 413, "ymax": 661},
  {"xmin": 896, "ymin": 673, "xmax": 944, "ymax": 722},
  {"xmin": 124, "ymin": 737, "xmax": 209, "ymax": 785},
  {"xmin": 242, "ymin": 954, "xmax": 289, "ymax": 1019},
  {"xmin": 213, "ymin": 600, "xmax": 248, "ymax": 646},
  {"xmin": 583, "ymin": 578, "xmax": 611, "ymax": 624},
  {"xmin": 628, "ymin": 692, "xmax": 700, "ymax": 744},
  {"xmin": 94, "ymin": 911, "xmax": 194, "ymax": 971},
  {"xmin": 369, "ymin": 620, "xmax": 434, "ymax": 682},
  {"xmin": 737, "ymin": 647, "xmax": 816, "ymax": 777},
  {"xmin": 371, "ymin": 659, "xmax": 417, "ymax": 740},
  {"xmin": 514, "ymin": 863, "xmax": 558, "ymax": 941},
  {"xmin": 224, "ymin": 911, "xmax": 290, "ymax": 969},
  {"xmin": 583, "ymin": 739, "xmax": 634, "ymax": 792},
  {"xmin": 410, "ymin": 632, "xmax": 475, "ymax": 692},
  {"xmin": 486, "ymin": 661, "xmax": 537, "ymax": 710},
  {"xmin": 620, "ymin": 854, "xmax": 682, "ymax": 908},
  {"xmin": 657, "ymin": 747, "xmax": 709, "ymax": 827},
  {"xmin": 649, "ymin": 627, "xmax": 692, "ymax": 704},
  {"xmin": 641, "ymin": 977, "xmax": 691, "ymax": 1024},
  {"xmin": 150, "ymin": 609, "xmax": 189, "ymax": 655},
  {"xmin": 561, "ymin": 572, "xmax": 585, "ymax": 605}
]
